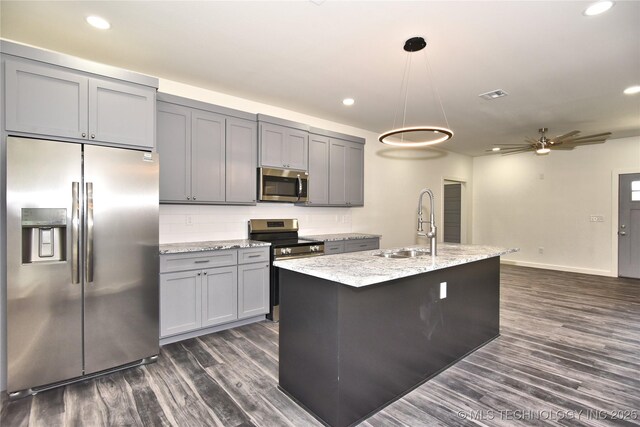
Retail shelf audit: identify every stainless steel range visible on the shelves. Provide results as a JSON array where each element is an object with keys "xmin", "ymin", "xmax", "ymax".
[{"xmin": 248, "ymin": 219, "xmax": 324, "ymax": 321}]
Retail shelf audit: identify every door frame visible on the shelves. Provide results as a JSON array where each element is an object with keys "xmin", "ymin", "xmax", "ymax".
[
  {"xmin": 442, "ymin": 176, "xmax": 468, "ymax": 244},
  {"xmin": 610, "ymin": 168, "xmax": 640, "ymax": 277}
]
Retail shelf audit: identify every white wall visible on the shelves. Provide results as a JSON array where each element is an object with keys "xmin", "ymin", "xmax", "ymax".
[
  {"xmin": 472, "ymin": 136, "xmax": 640, "ymax": 276},
  {"xmin": 158, "ymin": 79, "xmax": 474, "ymax": 248}
]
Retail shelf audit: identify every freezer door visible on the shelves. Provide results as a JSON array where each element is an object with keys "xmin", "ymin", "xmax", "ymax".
[
  {"xmin": 6, "ymin": 137, "xmax": 83, "ymax": 393},
  {"xmin": 83, "ymin": 145, "xmax": 159, "ymax": 374}
]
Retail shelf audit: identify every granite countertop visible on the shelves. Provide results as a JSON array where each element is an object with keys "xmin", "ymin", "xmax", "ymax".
[
  {"xmin": 274, "ymin": 243, "xmax": 518, "ymax": 288},
  {"xmin": 300, "ymin": 233, "xmax": 382, "ymax": 242},
  {"xmin": 160, "ymin": 239, "xmax": 270, "ymax": 255}
]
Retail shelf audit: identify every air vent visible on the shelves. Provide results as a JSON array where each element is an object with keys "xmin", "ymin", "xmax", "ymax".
[{"xmin": 479, "ymin": 89, "xmax": 508, "ymax": 100}]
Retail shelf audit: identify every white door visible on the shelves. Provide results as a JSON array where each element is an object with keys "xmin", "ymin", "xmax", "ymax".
[{"xmin": 618, "ymin": 173, "xmax": 640, "ymax": 279}]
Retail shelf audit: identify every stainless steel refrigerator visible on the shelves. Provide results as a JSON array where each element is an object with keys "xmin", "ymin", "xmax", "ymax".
[{"xmin": 6, "ymin": 136, "xmax": 159, "ymax": 396}]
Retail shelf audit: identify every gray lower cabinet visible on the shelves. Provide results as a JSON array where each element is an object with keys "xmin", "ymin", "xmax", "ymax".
[
  {"xmin": 238, "ymin": 262, "xmax": 270, "ymax": 319},
  {"xmin": 307, "ymin": 134, "xmax": 365, "ymax": 207},
  {"xmin": 259, "ymin": 122, "xmax": 308, "ymax": 171},
  {"xmin": 160, "ymin": 247, "xmax": 269, "ymax": 339},
  {"xmin": 202, "ymin": 266, "xmax": 238, "ymax": 327},
  {"xmin": 324, "ymin": 238, "xmax": 379, "ymax": 255},
  {"xmin": 157, "ymin": 98, "xmax": 257, "ymax": 204},
  {"xmin": 4, "ymin": 57, "xmax": 155, "ymax": 149}
]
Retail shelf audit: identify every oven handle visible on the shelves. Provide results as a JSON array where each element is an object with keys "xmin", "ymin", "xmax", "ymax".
[{"xmin": 274, "ymin": 252, "xmax": 325, "ymax": 261}]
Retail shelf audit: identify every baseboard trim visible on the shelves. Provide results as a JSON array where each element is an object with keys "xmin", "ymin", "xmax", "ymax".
[
  {"xmin": 500, "ymin": 260, "xmax": 613, "ymax": 277},
  {"xmin": 160, "ymin": 315, "xmax": 267, "ymax": 346}
]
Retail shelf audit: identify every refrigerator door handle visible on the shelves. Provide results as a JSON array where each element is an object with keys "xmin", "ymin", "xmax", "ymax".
[
  {"xmin": 86, "ymin": 182, "xmax": 94, "ymax": 283},
  {"xmin": 72, "ymin": 182, "xmax": 80, "ymax": 284}
]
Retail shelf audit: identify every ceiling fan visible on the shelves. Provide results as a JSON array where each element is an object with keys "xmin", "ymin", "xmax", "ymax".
[{"xmin": 489, "ymin": 128, "xmax": 612, "ymax": 155}]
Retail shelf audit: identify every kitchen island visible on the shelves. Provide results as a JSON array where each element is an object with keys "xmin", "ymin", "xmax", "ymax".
[{"xmin": 274, "ymin": 243, "xmax": 517, "ymax": 427}]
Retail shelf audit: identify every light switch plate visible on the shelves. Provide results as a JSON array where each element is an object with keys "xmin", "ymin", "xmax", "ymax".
[{"xmin": 440, "ymin": 282, "xmax": 447, "ymax": 299}]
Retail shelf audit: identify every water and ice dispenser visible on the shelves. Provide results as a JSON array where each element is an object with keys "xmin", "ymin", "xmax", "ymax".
[{"xmin": 21, "ymin": 208, "xmax": 67, "ymax": 263}]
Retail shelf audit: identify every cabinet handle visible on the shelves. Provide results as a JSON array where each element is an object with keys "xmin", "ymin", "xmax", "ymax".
[
  {"xmin": 203, "ymin": 272, "xmax": 207, "ymax": 275},
  {"xmin": 197, "ymin": 272, "xmax": 201, "ymax": 276},
  {"xmin": 82, "ymin": 132, "xmax": 87, "ymax": 138},
  {"xmin": 90, "ymin": 134, "xmax": 96, "ymax": 139},
  {"xmin": 248, "ymin": 254, "xmax": 261, "ymax": 258},
  {"xmin": 194, "ymin": 260, "xmax": 210, "ymax": 264},
  {"xmin": 193, "ymin": 197, "xmax": 197, "ymax": 201},
  {"xmin": 187, "ymin": 196, "xmax": 191, "ymax": 200}
]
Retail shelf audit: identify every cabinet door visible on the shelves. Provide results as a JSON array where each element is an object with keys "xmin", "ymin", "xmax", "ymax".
[
  {"xmin": 191, "ymin": 110, "xmax": 226, "ymax": 202},
  {"xmin": 89, "ymin": 78, "xmax": 155, "ymax": 148},
  {"xmin": 307, "ymin": 134, "xmax": 330, "ymax": 205},
  {"xmin": 202, "ymin": 266, "xmax": 238, "ymax": 327},
  {"xmin": 5, "ymin": 59, "xmax": 88, "ymax": 139},
  {"xmin": 160, "ymin": 271, "xmax": 202, "ymax": 337},
  {"xmin": 346, "ymin": 142, "xmax": 365, "ymax": 206},
  {"xmin": 285, "ymin": 128, "xmax": 309, "ymax": 171},
  {"xmin": 329, "ymin": 139, "xmax": 348, "ymax": 205},
  {"xmin": 259, "ymin": 122, "xmax": 286, "ymax": 168},
  {"xmin": 226, "ymin": 118, "xmax": 257, "ymax": 204},
  {"xmin": 157, "ymin": 102, "xmax": 191, "ymax": 202},
  {"xmin": 238, "ymin": 262, "xmax": 270, "ymax": 319}
]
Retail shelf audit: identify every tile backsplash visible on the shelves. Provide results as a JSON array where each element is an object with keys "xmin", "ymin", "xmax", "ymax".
[{"xmin": 159, "ymin": 203, "xmax": 352, "ymax": 243}]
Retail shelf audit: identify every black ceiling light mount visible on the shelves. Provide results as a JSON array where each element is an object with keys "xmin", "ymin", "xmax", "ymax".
[{"xmin": 379, "ymin": 36, "xmax": 454, "ymax": 147}]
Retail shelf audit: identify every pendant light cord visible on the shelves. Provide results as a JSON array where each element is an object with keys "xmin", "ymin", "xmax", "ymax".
[
  {"xmin": 393, "ymin": 52, "xmax": 412, "ymax": 137},
  {"xmin": 424, "ymin": 50, "xmax": 451, "ymax": 130}
]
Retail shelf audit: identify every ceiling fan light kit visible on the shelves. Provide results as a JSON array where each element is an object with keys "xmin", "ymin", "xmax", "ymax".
[
  {"xmin": 379, "ymin": 36, "xmax": 453, "ymax": 147},
  {"xmin": 487, "ymin": 127, "xmax": 612, "ymax": 156}
]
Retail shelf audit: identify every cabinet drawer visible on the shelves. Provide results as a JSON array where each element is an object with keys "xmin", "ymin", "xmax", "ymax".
[
  {"xmin": 324, "ymin": 241, "xmax": 345, "ymax": 254},
  {"xmin": 160, "ymin": 250, "xmax": 238, "ymax": 273},
  {"xmin": 344, "ymin": 238, "xmax": 379, "ymax": 253},
  {"xmin": 238, "ymin": 247, "xmax": 270, "ymax": 264}
]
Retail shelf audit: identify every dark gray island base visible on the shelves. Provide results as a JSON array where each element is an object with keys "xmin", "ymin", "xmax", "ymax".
[{"xmin": 278, "ymin": 256, "xmax": 500, "ymax": 427}]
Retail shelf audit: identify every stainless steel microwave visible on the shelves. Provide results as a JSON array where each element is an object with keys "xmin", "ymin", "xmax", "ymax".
[{"xmin": 258, "ymin": 168, "xmax": 308, "ymax": 202}]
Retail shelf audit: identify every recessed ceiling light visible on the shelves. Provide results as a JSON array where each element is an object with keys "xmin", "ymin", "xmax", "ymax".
[
  {"xmin": 342, "ymin": 98, "xmax": 355, "ymax": 106},
  {"xmin": 584, "ymin": 1, "xmax": 614, "ymax": 16},
  {"xmin": 492, "ymin": 147, "xmax": 501, "ymax": 152},
  {"xmin": 623, "ymin": 85, "xmax": 640, "ymax": 95},
  {"xmin": 86, "ymin": 15, "xmax": 111, "ymax": 30}
]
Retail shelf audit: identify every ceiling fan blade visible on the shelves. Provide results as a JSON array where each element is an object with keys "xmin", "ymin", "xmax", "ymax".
[
  {"xmin": 551, "ymin": 130, "xmax": 580, "ymax": 142},
  {"xmin": 564, "ymin": 138, "xmax": 608, "ymax": 144},
  {"xmin": 501, "ymin": 148, "xmax": 532, "ymax": 156},
  {"xmin": 563, "ymin": 140, "xmax": 606, "ymax": 147},
  {"xmin": 495, "ymin": 143, "xmax": 531, "ymax": 146},
  {"xmin": 568, "ymin": 132, "xmax": 612, "ymax": 141},
  {"xmin": 550, "ymin": 145, "xmax": 575, "ymax": 150},
  {"xmin": 525, "ymin": 137, "xmax": 539, "ymax": 144}
]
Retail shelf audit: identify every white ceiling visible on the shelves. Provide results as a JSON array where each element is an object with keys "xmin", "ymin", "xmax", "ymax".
[{"xmin": 1, "ymin": 1, "xmax": 639, "ymax": 156}]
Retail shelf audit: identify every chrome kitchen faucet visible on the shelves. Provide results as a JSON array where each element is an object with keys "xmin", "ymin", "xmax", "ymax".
[{"xmin": 417, "ymin": 188, "xmax": 437, "ymax": 256}]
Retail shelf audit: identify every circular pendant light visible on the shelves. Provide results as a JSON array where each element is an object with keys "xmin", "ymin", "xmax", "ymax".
[{"xmin": 379, "ymin": 37, "xmax": 453, "ymax": 146}]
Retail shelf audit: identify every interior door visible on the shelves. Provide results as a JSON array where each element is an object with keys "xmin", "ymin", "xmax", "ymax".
[
  {"xmin": 6, "ymin": 137, "xmax": 83, "ymax": 393},
  {"xmin": 618, "ymin": 173, "xmax": 640, "ymax": 279},
  {"xmin": 83, "ymin": 145, "xmax": 159, "ymax": 374}
]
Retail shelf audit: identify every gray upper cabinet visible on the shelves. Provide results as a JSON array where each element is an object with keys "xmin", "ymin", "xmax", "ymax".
[
  {"xmin": 226, "ymin": 118, "xmax": 258, "ymax": 204},
  {"xmin": 307, "ymin": 134, "xmax": 330, "ymax": 205},
  {"xmin": 157, "ymin": 102, "xmax": 190, "ymax": 202},
  {"xmin": 259, "ymin": 122, "xmax": 308, "ymax": 171},
  {"xmin": 156, "ymin": 94, "xmax": 258, "ymax": 205},
  {"xmin": 346, "ymin": 142, "xmax": 364, "ymax": 206},
  {"xmin": 329, "ymin": 139, "xmax": 364, "ymax": 206},
  {"xmin": 191, "ymin": 110, "xmax": 225, "ymax": 203},
  {"xmin": 89, "ymin": 78, "xmax": 155, "ymax": 148},
  {"xmin": 4, "ymin": 57, "xmax": 155, "ymax": 149}
]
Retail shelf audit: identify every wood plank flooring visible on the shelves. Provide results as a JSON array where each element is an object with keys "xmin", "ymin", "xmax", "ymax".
[{"xmin": 2, "ymin": 265, "xmax": 639, "ymax": 426}]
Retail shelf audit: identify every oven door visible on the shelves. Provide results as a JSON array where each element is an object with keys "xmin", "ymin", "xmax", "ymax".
[{"xmin": 259, "ymin": 168, "xmax": 308, "ymax": 202}]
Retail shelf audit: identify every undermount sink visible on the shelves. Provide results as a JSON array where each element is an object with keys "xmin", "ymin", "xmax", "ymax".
[{"xmin": 374, "ymin": 248, "xmax": 431, "ymax": 258}]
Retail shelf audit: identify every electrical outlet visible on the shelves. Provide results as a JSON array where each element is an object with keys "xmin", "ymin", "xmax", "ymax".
[
  {"xmin": 439, "ymin": 282, "xmax": 447, "ymax": 299},
  {"xmin": 590, "ymin": 215, "xmax": 604, "ymax": 222},
  {"xmin": 538, "ymin": 247, "xmax": 544, "ymax": 255},
  {"xmin": 186, "ymin": 215, "xmax": 193, "ymax": 226}
]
